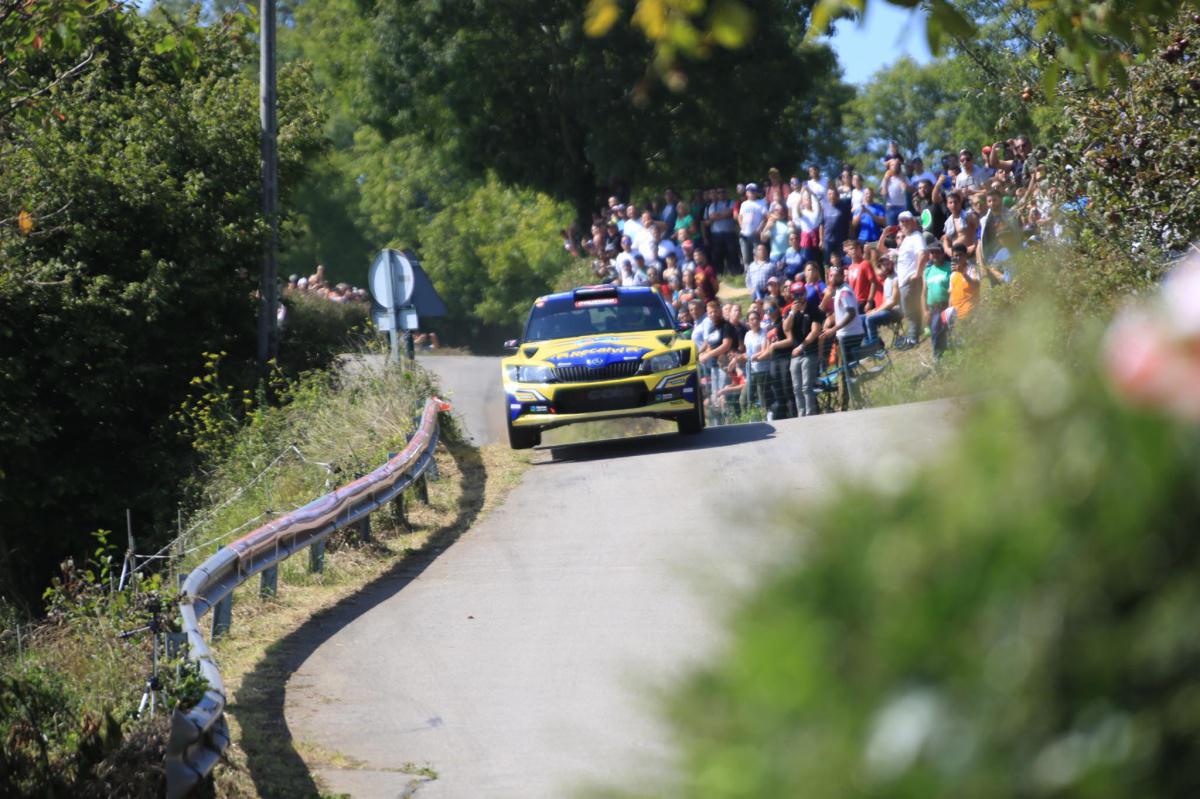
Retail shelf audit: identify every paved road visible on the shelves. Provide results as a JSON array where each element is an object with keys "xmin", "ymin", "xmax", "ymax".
[
  {"xmin": 285, "ymin": 357, "xmax": 956, "ymax": 797},
  {"xmin": 417, "ymin": 354, "xmax": 508, "ymax": 446}
]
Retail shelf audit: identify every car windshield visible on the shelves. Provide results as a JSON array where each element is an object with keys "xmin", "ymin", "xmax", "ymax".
[{"xmin": 524, "ymin": 293, "xmax": 674, "ymax": 342}]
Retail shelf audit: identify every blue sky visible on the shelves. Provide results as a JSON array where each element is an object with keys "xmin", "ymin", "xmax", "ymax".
[{"xmin": 825, "ymin": 2, "xmax": 933, "ymax": 85}]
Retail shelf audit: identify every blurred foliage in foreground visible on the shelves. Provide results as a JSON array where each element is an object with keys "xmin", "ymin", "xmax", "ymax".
[{"xmin": 639, "ymin": 263, "xmax": 1200, "ymax": 797}]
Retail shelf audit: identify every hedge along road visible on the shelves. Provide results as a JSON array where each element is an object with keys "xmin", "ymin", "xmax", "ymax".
[{"xmin": 284, "ymin": 354, "xmax": 956, "ymax": 797}]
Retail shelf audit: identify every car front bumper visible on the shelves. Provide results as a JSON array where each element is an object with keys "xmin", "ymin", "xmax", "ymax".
[{"xmin": 505, "ymin": 368, "xmax": 699, "ymax": 428}]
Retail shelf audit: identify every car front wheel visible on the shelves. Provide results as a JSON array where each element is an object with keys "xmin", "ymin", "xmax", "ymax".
[
  {"xmin": 507, "ymin": 417, "xmax": 541, "ymax": 450},
  {"xmin": 677, "ymin": 386, "xmax": 705, "ymax": 435}
]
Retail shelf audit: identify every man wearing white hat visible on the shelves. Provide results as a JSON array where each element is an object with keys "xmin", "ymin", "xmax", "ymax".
[
  {"xmin": 737, "ymin": 183, "xmax": 767, "ymax": 276},
  {"xmin": 892, "ymin": 210, "xmax": 928, "ymax": 349}
]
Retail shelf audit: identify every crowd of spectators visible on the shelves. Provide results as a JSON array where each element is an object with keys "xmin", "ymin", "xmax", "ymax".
[
  {"xmin": 284, "ymin": 264, "xmax": 371, "ymax": 304},
  {"xmin": 566, "ymin": 137, "xmax": 1056, "ymax": 419}
]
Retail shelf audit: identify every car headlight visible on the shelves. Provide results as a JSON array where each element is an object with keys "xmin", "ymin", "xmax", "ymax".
[
  {"xmin": 505, "ymin": 364, "xmax": 555, "ymax": 383},
  {"xmin": 643, "ymin": 350, "xmax": 684, "ymax": 372}
]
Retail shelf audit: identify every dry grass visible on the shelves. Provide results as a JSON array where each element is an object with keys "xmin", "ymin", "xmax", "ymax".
[
  {"xmin": 176, "ymin": 361, "xmax": 439, "ymax": 578},
  {"xmin": 204, "ymin": 439, "xmax": 529, "ymax": 798}
]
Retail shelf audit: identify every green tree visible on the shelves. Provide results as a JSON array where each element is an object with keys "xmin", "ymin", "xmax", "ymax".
[
  {"xmin": 0, "ymin": 8, "xmax": 324, "ymax": 604},
  {"xmin": 364, "ymin": 0, "xmax": 851, "ymax": 224},
  {"xmin": 417, "ymin": 174, "xmax": 577, "ymax": 338},
  {"xmin": 842, "ymin": 56, "xmax": 956, "ymax": 171}
]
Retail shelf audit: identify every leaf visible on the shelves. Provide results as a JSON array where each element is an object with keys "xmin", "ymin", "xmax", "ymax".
[
  {"xmin": 1041, "ymin": 60, "xmax": 1060, "ymax": 103},
  {"xmin": 18, "ymin": 210, "xmax": 33, "ymax": 236},
  {"xmin": 632, "ymin": 0, "xmax": 668, "ymax": 40},
  {"xmin": 583, "ymin": 0, "xmax": 620, "ymax": 38},
  {"xmin": 929, "ymin": 0, "xmax": 974, "ymax": 40},
  {"xmin": 809, "ymin": 0, "xmax": 862, "ymax": 38},
  {"xmin": 709, "ymin": 0, "xmax": 753, "ymax": 49},
  {"xmin": 154, "ymin": 34, "xmax": 177, "ymax": 55}
]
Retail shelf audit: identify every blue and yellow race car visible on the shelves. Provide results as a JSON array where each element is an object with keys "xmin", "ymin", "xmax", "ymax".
[{"xmin": 502, "ymin": 285, "xmax": 704, "ymax": 449}]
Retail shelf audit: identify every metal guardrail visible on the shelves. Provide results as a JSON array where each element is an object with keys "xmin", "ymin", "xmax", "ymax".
[{"xmin": 163, "ymin": 396, "xmax": 449, "ymax": 798}]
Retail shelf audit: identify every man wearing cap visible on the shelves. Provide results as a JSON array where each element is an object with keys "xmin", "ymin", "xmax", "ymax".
[
  {"xmin": 615, "ymin": 234, "xmax": 637, "ymax": 273},
  {"xmin": 922, "ymin": 240, "xmax": 954, "ymax": 359},
  {"xmin": 891, "ymin": 211, "xmax": 928, "ymax": 349},
  {"xmin": 737, "ymin": 183, "xmax": 767, "ymax": 275},
  {"xmin": 679, "ymin": 237, "xmax": 696, "ymax": 272}
]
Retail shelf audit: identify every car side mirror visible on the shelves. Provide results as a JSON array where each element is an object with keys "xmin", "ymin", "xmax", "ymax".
[
  {"xmin": 503, "ymin": 339, "xmax": 520, "ymax": 351},
  {"xmin": 675, "ymin": 324, "xmax": 691, "ymax": 338}
]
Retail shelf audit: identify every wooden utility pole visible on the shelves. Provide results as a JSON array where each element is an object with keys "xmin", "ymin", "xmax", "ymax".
[{"xmin": 257, "ymin": 0, "xmax": 279, "ymax": 371}]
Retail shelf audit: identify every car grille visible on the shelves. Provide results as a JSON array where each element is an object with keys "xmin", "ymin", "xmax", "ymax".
[
  {"xmin": 553, "ymin": 361, "xmax": 643, "ymax": 383},
  {"xmin": 554, "ymin": 383, "xmax": 649, "ymax": 414}
]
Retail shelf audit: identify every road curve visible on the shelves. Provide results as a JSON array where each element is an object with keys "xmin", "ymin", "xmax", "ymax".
[
  {"xmin": 417, "ymin": 354, "xmax": 509, "ymax": 446},
  {"xmin": 285, "ymin": 357, "xmax": 956, "ymax": 797}
]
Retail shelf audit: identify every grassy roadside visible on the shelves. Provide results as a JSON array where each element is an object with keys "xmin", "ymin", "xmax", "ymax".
[{"xmin": 210, "ymin": 439, "xmax": 529, "ymax": 797}]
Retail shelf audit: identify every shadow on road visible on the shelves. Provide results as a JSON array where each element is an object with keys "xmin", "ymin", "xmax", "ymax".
[
  {"xmin": 231, "ymin": 441, "xmax": 487, "ymax": 798},
  {"xmin": 539, "ymin": 421, "xmax": 776, "ymax": 465}
]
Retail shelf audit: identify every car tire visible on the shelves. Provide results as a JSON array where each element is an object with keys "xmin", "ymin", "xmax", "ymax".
[
  {"xmin": 677, "ymin": 389, "xmax": 705, "ymax": 435},
  {"xmin": 507, "ymin": 418, "xmax": 541, "ymax": 450}
]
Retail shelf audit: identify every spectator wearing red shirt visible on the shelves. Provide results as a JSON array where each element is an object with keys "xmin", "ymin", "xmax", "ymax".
[
  {"xmin": 844, "ymin": 239, "xmax": 879, "ymax": 312},
  {"xmin": 693, "ymin": 248, "xmax": 720, "ymax": 302}
]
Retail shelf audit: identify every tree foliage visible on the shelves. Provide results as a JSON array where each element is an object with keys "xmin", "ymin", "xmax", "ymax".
[
  {"xmin": 0, "ymin": 8, "xmax": 325, "ymax": 604},
  {"xmin": 363, "ymin": 0, "xmax": 851, "ymax": 222},
  {"xmin": 1044, "ymin": 11, "xmax": 1200, "ymax": 258}
]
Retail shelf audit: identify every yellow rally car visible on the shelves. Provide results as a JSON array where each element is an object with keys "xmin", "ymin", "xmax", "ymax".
[{"xmin": 502, "ymin": 285, "xmax": 704, "ymax": 449}]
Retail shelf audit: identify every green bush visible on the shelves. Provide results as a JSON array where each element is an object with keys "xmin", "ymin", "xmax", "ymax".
[
  {"xmin": 644, "ymin": 285, "xmax": 1200, "ymax": 798},
  {"xmin": 0, "ymin": 532, "xmax": 203, "ymax": 798},
  {"xmin": 278, "ymin": 291, "xmax": 370, "ymax": 376},
  {"xmin": 0, "ymin": 8, "xmax": 325, "ymax": 607}
]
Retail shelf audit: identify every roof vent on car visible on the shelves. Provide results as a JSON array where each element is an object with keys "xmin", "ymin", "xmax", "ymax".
[{"xmin": 522, "ymin": 346, "xmax": 539, "ymax": 359}]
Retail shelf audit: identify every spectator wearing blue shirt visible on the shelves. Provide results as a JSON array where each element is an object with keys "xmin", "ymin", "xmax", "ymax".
[
  {"xmin": 822, "ymin": 187, "xmax": 851, "ymax": 266},
  {"xmin": 661, "ymin": 188, "xmax": 679, "ymax": 232},
  {"xmin": 745, "ymin": 243, "xmax": 776, "ymax": 301},
  {"xmin": 781, "ymin": 230, "xmax": 806, "ymax": 280},
  {"xmin": 854, "ymin": 186, "xmax": 886, "ymax": 243}
]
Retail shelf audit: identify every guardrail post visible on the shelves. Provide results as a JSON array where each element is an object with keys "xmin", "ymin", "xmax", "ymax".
[
  {"xmin": 392, "ymin": 492, "xmax": 407, "ymax": 529},
  {"xmin": 416, "ymin": 474, "xmax": 429, "ymax": 504},
  {"xmin": 260, "ymin": 565, "xmax": 278, "ymax": 598},
  {"xmin": 309, "ymin": 539, "xmax": 325, "ymax": 573},
  {"xmin": 211, "ymin": 593, "xmax": 232, "ymax": 639}
]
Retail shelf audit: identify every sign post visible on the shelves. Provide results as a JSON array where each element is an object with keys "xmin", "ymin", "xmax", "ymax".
[{"xmin": 368, "ymin": 249, "xmax": 418, "ymax": 365}]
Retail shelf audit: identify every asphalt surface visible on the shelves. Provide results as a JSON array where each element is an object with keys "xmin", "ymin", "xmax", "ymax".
[
  {"xmin": 284, "ymin": 356, "xmax": 956, "ymax": 797},
  {"xmin": 417, "ymin": 354, "xmax": 509, "ymax": 446}
]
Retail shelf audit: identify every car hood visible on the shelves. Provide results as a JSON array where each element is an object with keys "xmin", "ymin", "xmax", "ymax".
[{"xmin": 515, "ymin": 330, "xmax": 678, "ymax": 367}]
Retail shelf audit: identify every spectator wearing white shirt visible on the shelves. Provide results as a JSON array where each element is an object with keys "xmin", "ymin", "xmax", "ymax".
[
  {"xmin": 850, "ymin": 173, "xmax": 866, "ymax": 214},
  {"xmin": 743, "ymin": 309, "xmax": 772, "ymax": 410},
  {"xmin": 786, "ymin": 176, "xmax": 804, "ymax": 225},
  {"xmin": 805, "ymin": 165, "xmax": 827, "ymax": 199},
  {"xmin": 622, "ymin": 204, "xmax": 644, "ymax": 240},
  {"xmin": 880, "ymin": 157, "xmax": 910, "ymax": 226},
  {"xmin": 954, "ymin": 148, "xmax": 989, "ymax": 197},
  {"xmin": 892, "ymin": 211, "xmax": 928, "ymax": 349},
  {"xmin": 737, "ymin": 183, "xmax": 767, "ymax": 276},
  {"xmin": 821, "ymin": 261, "xmax": 867, "ymax": 407}
]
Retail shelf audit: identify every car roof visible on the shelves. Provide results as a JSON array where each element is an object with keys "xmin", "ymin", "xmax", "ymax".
[{"xmin": 536, "ymin": 285, "xmax": 656, "ymax": 305}]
